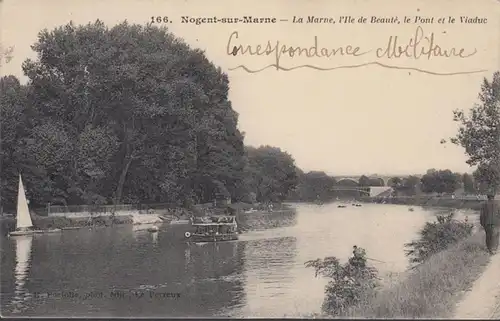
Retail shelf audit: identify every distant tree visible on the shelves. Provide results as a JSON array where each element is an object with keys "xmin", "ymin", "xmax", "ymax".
[
  {"xmin": 387, "ymin": 177, "xmax": 402, "ymax": 188},
  {"xmin": 452, "ymin": 72, "xmax": 500, "ymax": 194},
  {"xmin": 399, "ymin": 175, "xmax": 421, "ymax": 196},
  {"xmin": 334, "ymin": 178, "xmax": 361, "ymax": 198},
  {"xmin": 244, "ymin": 145, "xmax": 299, "ymax": 203},
  {"xmin": 420, "ymin": 169, "xmax": 461, "ymax": 194},
  {"xmin": 367, "ymin": 177, "xmax": 384, "ymax": 186},
  {"xmin": 358, "ymin": 175, "xmax": 370, "ymax": 187},
  {"xmin": 293, "ymin": 171, "xmax": 337, "ymax": 202},
  {"xmin": 462, "ymin": 173, "xmax": 475, "ymax": 194}
]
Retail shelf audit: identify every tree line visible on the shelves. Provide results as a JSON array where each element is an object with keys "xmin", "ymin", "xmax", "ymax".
[
  {"xmin": 0, "ymin": 21, "xmax": 300, "ymax": 212},
  {"xmin": 1, "ymin": 21, "xmax": 498, "ymax": 211}
]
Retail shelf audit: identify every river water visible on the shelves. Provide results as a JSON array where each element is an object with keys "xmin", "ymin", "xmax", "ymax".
[{"xmin": 0, "ymin": 203, "xmax": 478, "ymax": 318}]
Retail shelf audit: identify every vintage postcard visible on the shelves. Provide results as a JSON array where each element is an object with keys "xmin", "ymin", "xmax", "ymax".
[{"xmin": 1, "ymin": 0, "xmax": 499, "ymax": 318}]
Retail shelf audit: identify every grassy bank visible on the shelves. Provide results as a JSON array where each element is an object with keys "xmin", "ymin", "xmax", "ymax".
[
  {"xmin": 341, "ymin": 231, "xmax": 491, "ymax": 318},
  {"xmin": 362, "ymin": 195, "xmax": 485, "ymax": 211},
  {"xmin": 1, "ymin": 214, "xmax": 133, "ymax": 235}
]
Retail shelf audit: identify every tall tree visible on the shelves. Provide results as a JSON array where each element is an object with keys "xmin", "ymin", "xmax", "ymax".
[
  {"xmin": 388, "ymin": 177, "xmax": 402, "ymax": 189},
  {"xmin": 452, "ymin": 72, "xmax": 500, "ymax": 193},
  {"xmin": 400, "ymin": 175, "xmax": 421, "ymax": 195},
  {"xmin": 358, "ymin": 175, "xmax": 370, "ymax": 187},
  {"xmin": 244, "ymin": 145, "xmax": 299, "ymax": 202},
  {"xmin": 368, "ymin": 177, "xmax": 384, "ymax": 186},
  {"xmin": 0, "ymin": 76, "xmax": 31, "ymax": 210},
  {"xmin": 420, "ymin": 169, "xmax": 460, "ymax": 194},
  {"xmin": 462, "ymin": 173, "xmax": 475, "ymax": 194},
  {"xmin": 292, "ymin": 171, "xmax": 337, "ymax": 202},
  {"xmin": 3, "ymin": 20, "xmax": 246, "ymax": 208}
]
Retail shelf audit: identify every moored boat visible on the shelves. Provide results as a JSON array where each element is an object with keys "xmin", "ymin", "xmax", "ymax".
[
  {"xmin": 185, "ymin": 215, "xmax": 238, "ymax": 243},
  {"xmin": 33, "ymin": 228, "xmax": 61, "ymax": 234},
  {"xmin": 10, "ymin": 230, "xmax": 34, "ymax": 236}
]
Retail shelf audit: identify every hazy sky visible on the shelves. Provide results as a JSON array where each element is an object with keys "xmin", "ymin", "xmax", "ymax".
[{"xmin": 1, "ymin": 0, "xmax": 499, "ymax": 175}]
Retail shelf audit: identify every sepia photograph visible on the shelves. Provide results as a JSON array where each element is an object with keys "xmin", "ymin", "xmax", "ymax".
[{"xmin": 1, "ymin": 0, "xmax": 499, "ymax": 318}]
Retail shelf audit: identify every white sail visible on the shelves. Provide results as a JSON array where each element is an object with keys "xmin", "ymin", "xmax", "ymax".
[
  {"xmin": 12, "ymin": 235, "xmax": 33, "ymax": 313},
  {"xmin": 16, "ymin": 174, "xmax": 33, "ymax": 229}
]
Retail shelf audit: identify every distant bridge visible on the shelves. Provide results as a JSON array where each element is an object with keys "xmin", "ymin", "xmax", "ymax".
[{"xmin": 332, "ymin": 175, "xmax": 417, "ymax": 186}]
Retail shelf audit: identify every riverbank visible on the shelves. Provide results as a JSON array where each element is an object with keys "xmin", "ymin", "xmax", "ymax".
[
  {"xmin": 340, "ymin": 231, "xmax": 491, "ymax": 318},
  {"xmin": 0, "ymin": 202, "xmax": 295, "ymax": 235},
  {"xmin": 0, "ymin": 215, "xmax": 134, "ymax": 235},
  {"xmin": 362, "ymin": 195, "xmax": 485, "ymax": 210}
]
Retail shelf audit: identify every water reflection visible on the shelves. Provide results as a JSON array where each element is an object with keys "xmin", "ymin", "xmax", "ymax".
[{"xmin": 11, "ymin": 235, "xmax": 33, "ymax": 314}]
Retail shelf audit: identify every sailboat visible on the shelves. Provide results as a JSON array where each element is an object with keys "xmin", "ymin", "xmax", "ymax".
[
  {"xmin": 9, "ymin": 175, "xmax": 35, "ymax": 237},
  {"xmin": 9, "ymin": 175, "xmax": 61, "ymax": 236},
  {"xmin": 10, "ymin": 235, "xmax": 33, "ymax": 313}
]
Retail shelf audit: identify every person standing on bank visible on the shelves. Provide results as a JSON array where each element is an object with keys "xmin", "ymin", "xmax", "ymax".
[{"xmin": 480, "ymin": 192, "xmax": 500, "ymax": 255}]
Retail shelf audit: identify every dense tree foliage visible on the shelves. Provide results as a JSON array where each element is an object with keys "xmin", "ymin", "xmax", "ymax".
[
  {"xmin": 389, "ymin": 175, "xmax": 421, "ymax": 196},
  {"xmin": 420, "ymin": 169, "xmax": 461, "ymax": 194},
  {"xmin": 243, "ymin": 146, "xmax": 299, "ymax": 203},
  {"xmin": 387, "ymin": 177, "xmax": 402, "ymax": 189},
  {"xmin": 358, "ymin": 175, "xmax": 370, "ymax": 187},
  {"xmin": 0, "ymin": 76, "xmax": 31, "ymax": 209},
  {"xmin": 405, "ymin": 213, "xmax": 473, "ymax": 264},
  {"xmin": 462, "ymin": 173, "xmax": 475, "ymax": 194},
  {"xmin": 288, "ymin": 171, "xmax": 337, "ymax": 202},
  {"xmin": 452, "ymin": 72, "xmax": 500, "ymax": 194},
  {"xmin": 1, "ymin": 21, "xmax": 251, "ymax": 210}
]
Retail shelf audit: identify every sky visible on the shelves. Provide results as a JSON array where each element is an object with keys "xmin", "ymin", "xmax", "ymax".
[{"xmin": 1, "ymin": 0, "xmax": 499, "ymax": 176}]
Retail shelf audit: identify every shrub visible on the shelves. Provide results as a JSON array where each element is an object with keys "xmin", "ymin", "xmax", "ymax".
[
  {"xmin": 345, "ymin": 233, "xmax": 490, "ymax": 318},
  {"xmin": 404, "ymin": 212, "xmax": 473, "ymax": 264},
  {"xmin": 305, "ymin": 246, "xmax": 380, "ymax": 316}
]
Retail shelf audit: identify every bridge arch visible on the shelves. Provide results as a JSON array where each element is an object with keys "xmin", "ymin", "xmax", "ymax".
[
  {"xmin": 370, "ymin": 177, "xmax": 386, "ymax": 187},
  {"xmin": 336, "ymin": 178, "xmax": 359, "ymax": 185}
]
